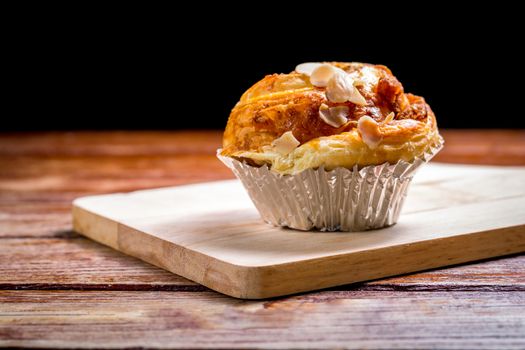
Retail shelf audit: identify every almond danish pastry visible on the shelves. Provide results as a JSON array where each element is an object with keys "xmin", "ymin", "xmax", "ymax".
[{"xmin": 219, "ymin": 62, "xmax": 443, "ymax": 231}]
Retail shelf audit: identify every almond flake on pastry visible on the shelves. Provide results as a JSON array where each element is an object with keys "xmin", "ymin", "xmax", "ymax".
[
  {"xmin": 319, "ymin": 103, "xmax": 349, "ymax": 128},
  {"xmin": 326, "ymin": 72, "xmax": 367, "ymax": 106},
  {"xmin": 347, "ymin": 86, "xmax": 366, "ymax": 106},
  {"xmin": 358, "ymin": 116, "xmax": 383, "ymax": 149},
  {"xmin": 295, "ymin": 62, "xmax": 322, "ymax": 76},
  {"xmin": 310, "ymin": 64, "xmax": 337, "ymax": 87},
  {"xmin": 326, "ymin": 73, "xmax": 354, "ymax": 103},
  {"xmin": 272, "ymin": 131, "xmax": 300, "ymax": 155}
]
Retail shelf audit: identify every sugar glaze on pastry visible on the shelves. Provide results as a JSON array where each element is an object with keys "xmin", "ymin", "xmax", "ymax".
[{"xmin": 221, "ymin": 62, "xmax": 442, "ymax": 175}]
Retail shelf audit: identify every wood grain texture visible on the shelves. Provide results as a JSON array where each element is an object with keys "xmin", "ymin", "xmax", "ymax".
[
  {"xmin": 1, "ymin": 238, "xmax": 523, "ymax": 291},
  {"xmin": 0, "ymin": 132, "xmax": 232, "ymax": 238},
  {"xmin": 0, "ymin": 130, "xmax": 524, "ymax": 348},
  {"xmin": 0, "ymin": 237, "xmax": 196, "ymax": 290},
  {"xmin": 1, "ymin": 290, "xmax": 524, "ymax": 349},
  {"xmin": 435, "ymin": 130, "xmax": 525, "ymax": 165}
]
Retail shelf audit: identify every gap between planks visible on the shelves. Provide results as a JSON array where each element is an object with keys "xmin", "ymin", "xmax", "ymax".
[{"xmin": 1, "ymin": 282, "xmax": 524, "ymax": 293}]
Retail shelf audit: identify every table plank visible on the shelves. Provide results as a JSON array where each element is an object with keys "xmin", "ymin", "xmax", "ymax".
[
  {"xmin": 1, "ymin": 238, "xmax": 523, "ymax": 291},
  {"xmin": 0, "ymin": 238, "xmax": 195, "ymax": 289},
  {"xmin": 1, "ymin": 290, "xmax": 524, "ymax": 349},
  {"xmin": 435, "ymin": 130, "xmax": 525, "ymax": 165},
  {"xmin": 0, "ymin": 131, "xmax": 223, "ymax": 156}
]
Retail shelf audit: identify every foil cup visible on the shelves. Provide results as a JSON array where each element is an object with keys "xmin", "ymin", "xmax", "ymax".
[{"xmin": 218, "ymin": 138, "xmax": 443, "ymax": 232}]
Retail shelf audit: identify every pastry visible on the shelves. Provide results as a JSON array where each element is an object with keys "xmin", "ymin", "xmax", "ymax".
[{"xmin": 219, "ymin": 62, "xmax": 443, "ymax": 231}]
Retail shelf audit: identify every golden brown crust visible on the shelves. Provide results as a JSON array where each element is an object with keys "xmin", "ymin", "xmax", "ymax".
[{"xmin": 222, "ymin": 62, "xmax": 441, "ymax": 174}]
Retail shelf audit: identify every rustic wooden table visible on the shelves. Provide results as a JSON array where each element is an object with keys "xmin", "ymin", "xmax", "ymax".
[{"xmin": 1, "ymin": 130, "xmax": 524, "ymax": 349}]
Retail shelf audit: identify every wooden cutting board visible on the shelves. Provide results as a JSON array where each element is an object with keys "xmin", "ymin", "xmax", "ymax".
[{"xmin": 73, "ymin": 163, "xmax": 525, "ymax": 299}]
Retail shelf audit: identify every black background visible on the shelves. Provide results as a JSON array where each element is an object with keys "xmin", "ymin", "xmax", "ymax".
[{"xmin": 4, "ymin": 6, "xmax": 524, "ymax": 131}]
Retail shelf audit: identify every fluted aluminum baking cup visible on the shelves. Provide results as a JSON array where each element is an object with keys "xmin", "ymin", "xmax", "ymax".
[{"xmin": 218, "ymin": 139, "xmax": 443, "ymax": 231}]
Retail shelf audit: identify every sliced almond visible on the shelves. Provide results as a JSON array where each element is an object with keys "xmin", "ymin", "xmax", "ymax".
[
  {"xmin": 357, "ymin": 116, "xmax": 382, "ymax": 149},
  {"xmin": 347, "ymin": 87, "xmax": 367, "ymax": 106},
  {"xmin": 295, "ymin": 62, "xmax": 322, "ymax": 76},
  {"xmin": 272, "ymin": 131, "xmax": 300, "ymax": 155},
  {"xmin": 310, "ymin": 64, "xmax": 336, "ymax": 87},
  {"xmin": 319, "ymin": 103, "xmax": 349, "ymax": 128},
  {"xmin": 326, "ymin": 72, "xmax": 355, "ymax": 103},
  {"xmin": 329, "ymin": 106, "xmax": 350, "ymax": 125},
  {"xmin": 325, "ymin": 72, "xmax": 367, "ymax": 106}
]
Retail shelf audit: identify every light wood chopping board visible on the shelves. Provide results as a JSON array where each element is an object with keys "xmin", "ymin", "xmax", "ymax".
[{"xmin": 73, "ymin": 163, "xmax": 525, "ymax": 299}]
